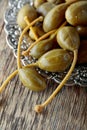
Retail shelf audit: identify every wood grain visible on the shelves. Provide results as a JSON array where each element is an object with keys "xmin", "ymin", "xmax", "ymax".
[{"xmin": 0, "ymin": 0, "xmax": 87, "ymax": 130}]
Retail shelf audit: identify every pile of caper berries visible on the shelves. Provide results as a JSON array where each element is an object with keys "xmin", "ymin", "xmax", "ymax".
[{"xmin": 0, "ymin": 0, "xmax": 87, "ymax": 113}]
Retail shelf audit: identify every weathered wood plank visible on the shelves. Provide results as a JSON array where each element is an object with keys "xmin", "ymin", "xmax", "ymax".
[{"xmin": 0, "ymin": 0, "xmax": 87, "ymax": 130}]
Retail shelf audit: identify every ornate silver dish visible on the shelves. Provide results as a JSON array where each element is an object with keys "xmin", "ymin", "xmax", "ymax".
[{"xmin": 4, "ymin": 0, "xmax": 87, "ymax": 87}]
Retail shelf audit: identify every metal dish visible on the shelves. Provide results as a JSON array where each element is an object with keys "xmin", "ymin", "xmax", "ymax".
[{"xmin": 4, "ymin": 0, "xmax": 87, "ymax": 87}]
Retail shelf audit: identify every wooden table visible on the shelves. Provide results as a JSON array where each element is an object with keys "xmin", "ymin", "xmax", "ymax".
[{"xmin": 0, "ymin": 0, "xmax": 87, "ymax": 130}]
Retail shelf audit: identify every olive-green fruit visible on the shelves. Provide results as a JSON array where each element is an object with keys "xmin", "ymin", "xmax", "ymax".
[
  {"xmin": 30, "ymin": 33, "xmax": 55, "ymax": 59},
  {"xmin": 19, "ymin": 67, "xmax": 46, "ymax": 91},
  {"xmin": 76, "ymin": 26, "xmax": 87, "ymax": 37},
  {"xmin": 34, "ymin": 0, "xmax": 46, "ymax": 8},
  {"xmin": 36, "ymin": 49, "xmax": 72, "ymax": 72},
  {"xmin": 47, "ymin": 0, "xmax": 65, "ymax": 4},
  {"xmin": 57, "ymin": 26, "xmax": 80, "ymax": 51},
  {"xmin": 29, "ymin": 26, "xmax": 45, "ymax": 40},
  {"xmin": 78, "ymin": 40, "xmax": 87, "ymax": 64},
  {"xmin": 65, "ymin": 1, "xmax": 87, "ymax": 26},
  {"xmin": 37, "ymin": 2, "xmax": 55, "ymax": 17},
  {"xmin": 17, "ymin": 4, "xmax": 37, "ymax": 29},
  {"xmin": 43, "ymin": 2, "xmax": 70, "ymax": 32}
]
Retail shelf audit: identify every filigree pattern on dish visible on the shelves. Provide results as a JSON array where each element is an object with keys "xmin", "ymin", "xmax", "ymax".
[{"xmin": 4, "ymin": 0, "xmax": 87, "ymax": 87}]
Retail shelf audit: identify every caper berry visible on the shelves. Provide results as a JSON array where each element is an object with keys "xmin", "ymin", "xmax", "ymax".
[
  {"xmin": 29, "ymin": 26, "xmax": 45, "ymax": 40},
  {"xmin": 57, "ymin": 26, "xmax": 80, "ymax": 51},
  {"xmin": 30, "ymin": 33, "xmax": 55, "ymax": 59},
  {"xmin": 65, "ymin": 1, "xmax": 87, "ymax": 26},
  {"xmin": 36, "ymin": 49, "xmax": 73, "ymax": 72},
  {"xmin": 43, "ymin": 2, "xmax": 70, "ymax": 32},
  {"xmin": 37, "ymin": 2, "xmax": 55, "ymax": 16},
  {"xmin": 76, "ymin": 26, "xmax": 87, "ymax": 37},
  {"xmin": 78, "ymin": 40, "xmax": 87, "ymax": 64},
  {"xmin": 34, "ymin": 0, "xmax": 46, "ymax": 8},
  {"xmin": 19, "ymin": 67, "xmax": 46, "ymax": 91},
  {"xmin": 17, "ymin": 4, "xmax": 37, "ymax": 29}
]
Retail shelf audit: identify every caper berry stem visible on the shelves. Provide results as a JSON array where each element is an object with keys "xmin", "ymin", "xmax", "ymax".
[
  {"xmin": 17, "ymin": 16, "xmax": 43, "ymax": 69},
  {"xmin": 0, "ymin": 70, "xmax": 18, "ymax": 93},
  {"xmin": 24, "ymin": 16, "xmax": 39, "ymax": 40},
  {"xmin": 34, "ymin": 50, "xmax": 78, "ymax": 113}
]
